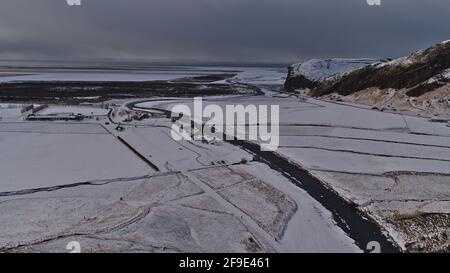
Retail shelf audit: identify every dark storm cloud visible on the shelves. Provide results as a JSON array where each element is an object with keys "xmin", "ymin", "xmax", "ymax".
[{"xmin": 0, "ymin": 0, "xmax": 449, "ymax": 64}]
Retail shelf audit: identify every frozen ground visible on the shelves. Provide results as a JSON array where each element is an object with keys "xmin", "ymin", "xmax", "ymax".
[
  {"xmin": 0, "ymin": 104, "xmax": 23, "ymax": 120},
  {"xmin": 1, "ymin": 67, "xmax": 448, "ymax": 252},
  {"xmin": 37, "ymin": 106, "xmax": 109, "ymax": 116},
  {"xmin": 0, "ymin": 94, "xmax": 361, "ymax": 253},
  {"xmin": 0, "ymin": 153, "xmax": 358, "ymax": 253},
  {"xmin": 263, "ymin": 98, "xmax": 450, "ymax": 252},
  {"xmin": 153, "ymin": 93, "xmax": 450, "ymax": 252},
  {"xmin": 0, "ymin": 122, "xmax": 151, "ymax": 193},
  {"xmin": 116, "ymin": 124, "xmax": 251, "ymax": 172}
]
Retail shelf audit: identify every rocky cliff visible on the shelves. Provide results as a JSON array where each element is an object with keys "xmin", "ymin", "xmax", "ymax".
[
  {"xmin": 311, "ymin": 40, "xmax": 450, "ymax": 97},
  {"xmin": 284, "ymin": 58, "xmax": 383, "ymax": 91},
  {"xmin": 285, "ymin": 40, "xmax": 450, "ymax": 117}
]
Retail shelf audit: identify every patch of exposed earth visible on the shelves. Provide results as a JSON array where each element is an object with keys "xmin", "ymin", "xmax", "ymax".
[
  {"xmin": 0, "ymin": 74, "xmax": 258, "ymax": 104},
  {"xmin": 323, "ymin": 84, "xmax": 450, "ymax": 119}
]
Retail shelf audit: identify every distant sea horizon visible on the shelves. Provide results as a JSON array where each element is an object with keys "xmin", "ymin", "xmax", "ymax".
[{"xmin": 0, "ymin": 59, "xmax": 289, "ymax": 70}]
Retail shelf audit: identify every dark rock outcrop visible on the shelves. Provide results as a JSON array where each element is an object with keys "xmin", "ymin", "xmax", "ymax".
[{"xmin": 284, "ymin": 66, "xmax": 316, "ymax": 91}]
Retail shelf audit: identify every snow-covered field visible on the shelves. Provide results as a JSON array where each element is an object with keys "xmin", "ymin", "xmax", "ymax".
[
  {"xmin": 116, "ymin": 124, "xmax": 251, "ymax": 172},
  {"xmin": 37, "ymin": 106, "xmax": 109, "ymax": 116},
  {"xmin": 1, "ymin": 66, "xmax": 449, "ymax": 252},
  {"xmin": 0, "ymin": 123, "xmax": 151, "ymax": 193},
  {"xmin": 0, "ymin": 104, "xmax": 23, "ymax": 120},
  {"xmin": 0, "ymin": 118, "xmax": 360, "ymax": 252},
  {"xmin": 0, "ymin": 162, "xmax": 358, "ymax": 252},
  {"xmin": 152, "ymin": 93, "xmax": 450, "ymax": 252},
  {"xmin": 0, "ymin": 92, "xmax": 362, "ymax": 253},
  {"xmin": 263, "ymin": 98, "xmax": 450, "ymax": 251},
  {"xmin": 0, "ymin": 122, "xmax": 107, "ymax": 134}
]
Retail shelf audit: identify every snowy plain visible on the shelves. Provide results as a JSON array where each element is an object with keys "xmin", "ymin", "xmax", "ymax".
[
  {"xmin": 1, "ymin": 66, "xmax": 449, "ymax": 252},
  {"xmin": 0, "ymin": 123, "xmax": 151, "ymax": 193},
  {"xmin": 151, "ymin": 90, "xmax": 450, "ymax": 252}
]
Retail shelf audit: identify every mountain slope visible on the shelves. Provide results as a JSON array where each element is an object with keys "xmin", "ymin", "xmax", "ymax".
[
  {"xmin": 311, "ymin": 40, "xmax": 450, "ymax": 97},
  {"xmin": 284, "ymin": 58, "xmax": 383, "ymax": 91},
  {"xmin": 285, "ymin": 40, "xmax": 450, "ymax": 118}
]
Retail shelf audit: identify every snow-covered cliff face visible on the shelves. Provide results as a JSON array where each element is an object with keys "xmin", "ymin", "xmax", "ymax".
[
  {"xmin": 284, "ymin": 40, "xmax": 450, "ymax": 117},
  {"xmin": 310, "ymin": 40, "xmax": 450, "ymax": 97},
  {"xmin": 284, "ymin": 58, "xmax": 383, "ymax": 91},
  {"xmin": 285, "ymin": 40, "xmax": 450, "ymax": 97}
]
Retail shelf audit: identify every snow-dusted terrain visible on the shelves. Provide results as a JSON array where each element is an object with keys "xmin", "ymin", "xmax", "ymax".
[
  {"xmin": 0, "ymin": 114, "xmax": 359, "ymax": 253},
  {"xmin": 37, "ymin": 106, "xmax": 109, "ymax": 116},
  {"xmin": 153, "ymin": 91, "xmax": 450, "ymax": 252},
  {"xmin": 1, "ymin": 65, "xmax": 449, "ymax": 253},
  {"xmin": 0, "ymin": 67, "xmax": 363, "ymax": 253},
  {"xmin": 289, "ymin": 58, "xmax": 382, "ymax": 82},
  {"xmin": 289, "ymin": 41, "xmax": 450, "ymax": 120},
  {"xmin": 0, "ymin": 123, "xmax": 151, "ymax": 193}
]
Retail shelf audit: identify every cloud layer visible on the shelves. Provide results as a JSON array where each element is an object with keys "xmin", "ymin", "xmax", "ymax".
[{"xmin": 0, "ymin": 0, "xmax": 449, "ymax": 64}]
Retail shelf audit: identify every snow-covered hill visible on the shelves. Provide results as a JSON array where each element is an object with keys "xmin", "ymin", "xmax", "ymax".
[
  {"xmin": 285, "ymin": 40, "xmax": 450, "ymax": 118},
  {"xmin": 312, "ymin": 40, "xmax": 450, "ymax": 96},
  {"xmin": 284, "ymin": 58, "xmax": 383, "ymax": 90}
]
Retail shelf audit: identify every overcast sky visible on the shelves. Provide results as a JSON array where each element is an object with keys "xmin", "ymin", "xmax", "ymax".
[{"xmin": 0, "ymin": 0, "xmax": 449, "ymax": 64}]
